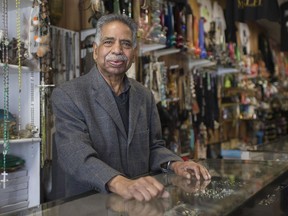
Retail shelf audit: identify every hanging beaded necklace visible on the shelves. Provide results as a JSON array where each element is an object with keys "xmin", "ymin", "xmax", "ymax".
[
  {"xmin": 16, "ymin": 0, "xmax": 22, "ymax": 138},
  {"xmin": 28, "ymin": 0, "xmax": 37, "ymax": 138},
  {"xmin": 1, "ymin": 0, "xmax": 9, "ymax": 186}
]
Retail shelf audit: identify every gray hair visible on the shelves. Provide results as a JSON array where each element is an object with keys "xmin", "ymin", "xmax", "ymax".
[{"xmin": 94, "ymin": 14, "xmax": 138, "ymax": 48}]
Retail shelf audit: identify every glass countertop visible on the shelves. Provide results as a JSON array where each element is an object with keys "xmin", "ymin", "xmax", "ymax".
[
  {"xmin": 242, "ymin": 136, "xmax": 288, "ymax": 161},
  {"xmin": 5, "ymin": 159, "xmax": 288, "ymax": 216},
  {"xmin": 256, "ymin": 136, "xmax": 288, "ymax": 153}
]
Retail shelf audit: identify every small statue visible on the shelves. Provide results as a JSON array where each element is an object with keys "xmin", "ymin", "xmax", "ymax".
[
  {"xmin": 19, "ymin": 123, "xmax": 39, "ymax": 138},
  {"xmin": 0, "ymin": 109, "xmax": 17, "ymax": 139}
]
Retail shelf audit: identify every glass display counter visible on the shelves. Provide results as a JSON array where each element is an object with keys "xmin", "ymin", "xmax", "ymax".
[
  {"xmin": 3, "ymin": 159, "xmax": 288, "ymax": 216},
  {"xmin": 257, "ymin": 136, "xmax": 288, "ymax": 153},
  {"xmin": 241, "ymin": 136, "xmax": 288, "ymax": 161},
  {"xmin": 235, "ymin": 136, "xmax": 288, "ymax": 215}
]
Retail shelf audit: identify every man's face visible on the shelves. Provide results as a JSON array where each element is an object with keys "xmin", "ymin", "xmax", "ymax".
[{"xmin": 93, "ymin": 21, "xmax": 136, "ymax": 77}]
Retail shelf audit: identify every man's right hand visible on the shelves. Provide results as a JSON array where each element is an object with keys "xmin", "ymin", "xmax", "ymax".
[{"xmin": 107, "ymin": 175, "xmax": 169, "ymax": 201}]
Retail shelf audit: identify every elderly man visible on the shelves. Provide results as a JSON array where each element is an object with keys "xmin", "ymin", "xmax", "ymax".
[{"xmin": 51, "ymin": 13, "xmax": 210, "ymax": 202}]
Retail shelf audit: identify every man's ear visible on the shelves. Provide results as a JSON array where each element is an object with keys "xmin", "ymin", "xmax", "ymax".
[{"xmin": 93, "ymin": 42, "xmax": 98, "ymax": 61}]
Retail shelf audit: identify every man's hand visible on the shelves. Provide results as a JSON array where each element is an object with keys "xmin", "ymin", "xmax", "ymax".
[
  {"xmin": 107, "ymin": 175, "xmax": 169, "ymax": 201},
  {"xmin": 168, "ymin": 174, "xmax": 211, "ymax": 193},
  {"xmin": 107, "ymin": 194, "xmax": 170, "ymax": 216},
  {"xmin": 170, "ymin": 161, "xmax": 211, "ymax": 180}
]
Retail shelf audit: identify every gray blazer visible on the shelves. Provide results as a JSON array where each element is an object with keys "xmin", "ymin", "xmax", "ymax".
[{"xmin": 51, "ymin": 67, "xmax": 182, "ymax": 197}]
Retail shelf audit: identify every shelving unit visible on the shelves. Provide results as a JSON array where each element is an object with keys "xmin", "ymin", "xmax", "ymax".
[
  {"xmin": 0, "ymin": 66, "xmax": 41, "ymax": 208},
  {"xmin": 218, "ymin": 72, "xmax": 263, "ymax": 157},
  {"xmin": 0, "ymin": 1, "xmax": 41, "ymax": 210}
]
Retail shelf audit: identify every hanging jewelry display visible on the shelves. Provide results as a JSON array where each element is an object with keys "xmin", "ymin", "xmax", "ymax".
[
  {"xmin": 30, "ymin": 70, "xmax": 36, "ymax": 134},
  {"xmin": 1, "ymin": 0, "xmax": 9, "ymax": 186},
  {"xmin": 160, "ymin": 63, "xmax": 167, "ymax": 108},
  {"xmin": 29, "ymin": 0, "xmax": 53, "ymax": 168},
  {"xmin": 190, "ymin": 70, "xmax": 199, "ymax": 121},
  {"xmin": 40, "ymin": 0, "xmax": 53, "ymax": 168},
  {"xmin": 149, "ymin": 61, "xmax": 161, "ymax": 103}
]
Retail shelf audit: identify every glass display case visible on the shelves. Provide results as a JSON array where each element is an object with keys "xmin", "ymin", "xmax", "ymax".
[
  {"xmin": 231, "ymin": 174, "xmax": 288, "ymax": 216},
  {"xmin": 256, "ymin": 136, "xmax": 288, "ymax": 153},
  {"xmin": 241, "ymin": 136, "xmax": 288, "ymax": 161},
  {"xmin": 3, "ymin": 159, "xmax": 288, "ymax": 216}
]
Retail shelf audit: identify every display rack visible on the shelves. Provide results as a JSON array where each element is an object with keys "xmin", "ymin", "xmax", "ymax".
[
  {"xmin": 0, "ymin": 66, "xmax": 41, "ymax": 209},
  {"xmin": 0, "ymin": 2, "xmax": 41, "ymax": 210}
]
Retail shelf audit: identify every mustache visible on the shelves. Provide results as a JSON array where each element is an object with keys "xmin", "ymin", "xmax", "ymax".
[{"xmin": 106, "ymin": 54, "xmax": 128, "ymax": 61}]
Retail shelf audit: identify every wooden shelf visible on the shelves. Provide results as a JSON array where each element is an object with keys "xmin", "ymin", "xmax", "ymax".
[
  {"xmin": 239, "ymin": 74, "xmax": 259, "ymax": 80},
  {"xmin": 222, "ymin": 87, "xmax": 256, "ymax": 96},
  {"xmin": 221, "ymin": 118, "xmax": 257, "ymax": 123},
  {"xmin": 217, "ymin": 67, "xmax": 239, "ymax": 75},
  {"xmin": 221, "ymin": 103, "xmax": 258, "ymax": 107},
  {"xmin": 154, "ymin": 48, "xmax": 181, "ymax": 58},
  {"xmin": 221, "ymin": 103, "xmax": 239, "ymax": 107},
  {"xmin": 139, "ymin": 43, "xmax": 166, "ymax": 55},
  {"xmin": 188, "ymin": 59, "xmax": 215, "ymax": 70}
]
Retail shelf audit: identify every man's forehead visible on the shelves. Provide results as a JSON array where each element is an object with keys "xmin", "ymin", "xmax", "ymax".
[
  {"xmin": 100, "ymin": 23, "xmax": 132, "ymax": 38},
  {"xmin": 102, "ymin": 20, "xmax": 130, "ymax": 29}
]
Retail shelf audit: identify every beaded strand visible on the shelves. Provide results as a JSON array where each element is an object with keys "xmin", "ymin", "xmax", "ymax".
[
  {"xmin": 1, "ymin": 0, "xmax": 10, "ymax": 186},
  {"xmin": 16, "ymin": 0, "xmax": 22, "ymax": 138}
]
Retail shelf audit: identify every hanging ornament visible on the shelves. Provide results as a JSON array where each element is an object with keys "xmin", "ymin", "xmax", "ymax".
[
  {"xmin": 186, "ymin": 12, "xmax": 194, "ymax": 52},
  {"xmin": 193, "ymin": 17, "xmax": 201, "ymax": 57},
  {"xmin": 173, "ymin": 3, "xmax": 183, "ymax": 48},
  {"xmin": 190, "ymin": 71, "xmax": 200, "ymax": 117},
  {"xmin": 28, "ymin": 1, "xmax": 40, "ymax": 57},
  {"xmin": 199, "ymin": 17, "xmax": 207, "ymax": 59},
  {"xmin": 165, "ymin": 2, "xmax": 176, "ymax": 48}
]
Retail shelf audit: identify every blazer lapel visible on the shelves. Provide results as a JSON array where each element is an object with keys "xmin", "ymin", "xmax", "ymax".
[
  {"xmin": 91, "ymin": 68, "xmax": 128, "ymax": 140},
  {"xmin": 127, "ymin": 83, "xmax": 142, "ymax": 145}
]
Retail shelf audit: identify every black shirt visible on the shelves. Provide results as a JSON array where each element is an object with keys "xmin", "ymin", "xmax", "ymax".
[{"xmin": 112, "ymin": 76, "xmax": 130, "ymax": 135}]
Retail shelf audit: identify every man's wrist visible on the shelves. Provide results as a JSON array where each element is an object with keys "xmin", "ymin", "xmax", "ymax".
[
  {"xmin": 161, "ymin": 161, "xmax": 176, "ymax": 172},
  {"xmin": 169, "ymin": 161, "xmax": 178, "ymax": 171},
  {"xmin": 107, "ymin": 175, "xmax": 125, "ymax": 193}
]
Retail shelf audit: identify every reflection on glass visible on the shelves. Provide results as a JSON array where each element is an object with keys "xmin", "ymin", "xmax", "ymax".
[{"xmin": 11, "ymin": 159, "xmax": 288, "ymax": 216}]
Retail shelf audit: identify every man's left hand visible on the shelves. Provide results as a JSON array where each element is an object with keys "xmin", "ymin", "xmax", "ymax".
[{"xmin": 170, "ymin": 161, "xmax": 211, "ymax": 180}]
